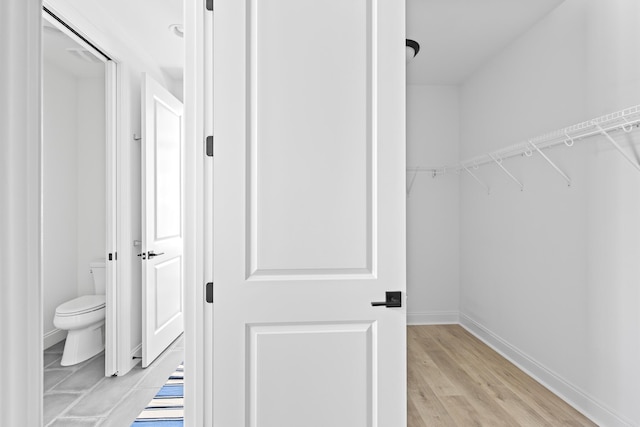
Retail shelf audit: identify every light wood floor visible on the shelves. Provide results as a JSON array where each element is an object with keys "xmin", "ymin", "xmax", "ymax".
[{"xmin": 408, "ymin": 325, "xmax": 597, "ymax": 426}]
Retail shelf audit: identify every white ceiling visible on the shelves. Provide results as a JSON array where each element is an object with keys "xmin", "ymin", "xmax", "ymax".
[
  {"xmin": 55, "ymin": 0, "xmax": 565, "ymax": 86},
  {"xmin": 42, "ymin": 20, "xmax": 104, "ymax": 78},
  {"xmin": 407, "ymin": 0, "xmax": 565, "ymax": 85},
  {"xmin": 89, "ymin": 0, "xmax": 184, "ymax": 80}
]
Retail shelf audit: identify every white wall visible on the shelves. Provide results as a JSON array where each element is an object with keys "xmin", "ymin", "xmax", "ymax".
[
  {"xmin": 167, "ymin": 77, "xmax": 184, "ymax": 102},
  {"xmin": 43, "ymin": 60, "xmax": 79, "ymax": 342},
  {"xmin": 77, "ymin": 76, "xmax": 106, "ymax": 295},
  {"xmin": 42, "ymin": 62, "xmax": 107, "ymax": 346},
  {"xmin": 458, "ymin": 1, "xmax": 640, "ymax": 425},
  {"xmin": 407, "ymin": 85, "xmax": 460, "ymax": 324}
]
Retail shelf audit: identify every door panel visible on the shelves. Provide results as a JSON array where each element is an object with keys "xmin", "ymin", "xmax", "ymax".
[
  {"xmin": 154, "ymin": 102, "xmax": 182, "ymax": 239},
  {"xmin": 213, "ymin": 0, "xmax": 406, "ymax": 424},
  {"xmin": 152, "ymin": 257, "xmax": 182, "ymax": 328},
  {"xmin": 248, "ymin": 322, "xmax": 374, "ymax": 427},
  {"xmin": 249, "ymin": 0, "xmax": 373, "ymax": 277},
  {"xmin": 141, "ymin": 74, "xmax": 184, "ymax": 368}
]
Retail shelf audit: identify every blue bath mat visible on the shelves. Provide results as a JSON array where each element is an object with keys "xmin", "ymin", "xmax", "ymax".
[{"xmin": 131, "ymin": 364, "xmax": 184, "ymax": 426}]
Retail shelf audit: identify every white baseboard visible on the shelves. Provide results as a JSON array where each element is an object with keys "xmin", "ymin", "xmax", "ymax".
[
  {"xmin": 43, "ymin": 328, "xmax": 66, "ymax": 350},
  {"xmin": 459, "ymin": 313, "xmax": 634, "ymax": 427},
  {"xmin": 407, "ymin": 311, "xmax": 459, "ymax": 325}
]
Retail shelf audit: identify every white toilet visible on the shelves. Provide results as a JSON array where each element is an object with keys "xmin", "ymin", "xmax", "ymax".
[{"xmin": 54, "ymin": 259, "xmax": 106, "ymax": 366}]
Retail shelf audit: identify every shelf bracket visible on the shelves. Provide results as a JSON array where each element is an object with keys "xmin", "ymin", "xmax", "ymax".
[
  {"xmin": 594, "ymin": 123, "xmax": 640, "ymax": 172},
  {"xmin": 529, "ymin": 141, "xmax": 571, "ymax": 187},
  {"xmin": 462, "ymin": 165, "xmax": 490, "ymax": 195},
  {"xmin": 406, "ymin": 168, "xmax": 419, "ymax": 197},
  {"xmin": 488, "ymin": 153, "xmax": 523, "ymax": 191}
]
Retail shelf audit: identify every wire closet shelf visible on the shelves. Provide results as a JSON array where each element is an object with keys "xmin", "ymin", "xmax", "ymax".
[{"xmin": 406, "ymin": 104, "xmax": 640, "ymax": 194}]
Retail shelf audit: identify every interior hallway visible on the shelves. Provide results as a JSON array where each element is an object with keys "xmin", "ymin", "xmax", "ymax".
[{"xmin": 408, "ymin": 325, "xmax": 596, "ymax": 426}]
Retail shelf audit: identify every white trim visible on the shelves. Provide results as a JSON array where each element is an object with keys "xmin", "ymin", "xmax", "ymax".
[
  {"xmin": 0, "ymin": 0, "xmax": 43, "ymax": 425},
  {"xmin": 203, "ymin": 4, "xmax": 214, "ymax": 425},
  {"xmin": 114, "ymin": 53, "xmax": 134, "ymax": 377},
  {"xmin": 184, "ymin": 0, "xmax": 207, "ymax": 425},
  {"xmin": 104, "ymin": 58, "xmax": 119, "ymax": 378},
  {"xmin": 459, "ymin": 313, "xmax": 635, "ymax": 427},
  {"xmin": 44, "ymin": 329, "xmax": 66, "ymax": 350},
  {"xmin": 407, "ymin": 311, "xmax": 459, "ymax": 325}
]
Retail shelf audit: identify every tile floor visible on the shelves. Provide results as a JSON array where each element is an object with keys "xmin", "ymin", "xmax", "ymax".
[{"xmin": 44, "ymin": 335, "xmax": 184, "ymax": 427}]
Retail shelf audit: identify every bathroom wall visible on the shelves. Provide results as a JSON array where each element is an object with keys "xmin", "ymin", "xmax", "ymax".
[
  {"xmin": 167, "ymin": 77, "xmax": 184, "ymax": 102},
  {"xmin": 43, "ymin": 59, "xmax": 80, "ymax": 347},
  {"xmin": 43, "ymin": 61, "xmax": 107, "ymax": 347},
  {"xmin": 406, "ymin": 85, "xmax": 460, "ymax": 324},
  {"xmin": 76, "ymin": 76, "xmax": 106, "ymax": 296},
  {"xmin": 458, "ymin": 0, "xmax": 640, "ymax": 425}
]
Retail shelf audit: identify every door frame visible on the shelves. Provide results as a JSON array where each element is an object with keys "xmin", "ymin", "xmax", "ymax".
[
  {"xmin": 0, "ymin": 1, "xmax": 43, "ymax": 424},
  {"xmin": 41, "ymin": 3, "xmax": 121, "ymax": 376},
  {"xmin": 104, "ymin": 59, "xmax": 119, "ymax": 376},
  {"xmin": 184, "ymin": 0, "xmax": 210, "ymax": 425}
]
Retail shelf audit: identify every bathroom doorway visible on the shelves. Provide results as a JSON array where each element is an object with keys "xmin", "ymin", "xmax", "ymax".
[
  {"xmin": 39, "ymin": 0, "xmax": 185, "ymax": 422},
  {"xmin": 41, "ymin": 7, "xmax": 119, "ymax": 377}
]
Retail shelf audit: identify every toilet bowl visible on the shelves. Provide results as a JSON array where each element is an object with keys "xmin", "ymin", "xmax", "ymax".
[{"xmin": 53, "ymin": 259, "xmax": 106, "ymax": 366}]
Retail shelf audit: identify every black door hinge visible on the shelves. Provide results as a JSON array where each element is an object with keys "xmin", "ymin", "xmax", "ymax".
[
  {"xmin": 206, "ymin": 135, "xmax": 214, "ymax": 157},
  {"xmin": 206, "ymin": 0, "xmax": 213, "ymax": 11},
  {"xmin": 108, "ymin": 252, "xmax": 117, "ymax": 261},
  {"xmin": 205, "ymin": 282, "xmax": 214, "ymax": 303}
]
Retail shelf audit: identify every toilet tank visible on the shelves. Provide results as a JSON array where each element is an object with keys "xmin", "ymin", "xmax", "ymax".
[{"xmin": 90, "ymin": 259, "xmax": 106, "ymax": 295}]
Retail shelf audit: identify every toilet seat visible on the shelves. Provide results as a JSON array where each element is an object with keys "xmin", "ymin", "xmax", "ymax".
[{"xmin": 55, "ymin": 295, "xmax": 106, "ymax": 317}]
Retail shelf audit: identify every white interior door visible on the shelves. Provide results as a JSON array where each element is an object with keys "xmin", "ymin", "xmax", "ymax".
[
  {"xmin": 141, "ymin": 74, "xmax": 184, "ymax": 368},
  {"xmin": 212, "ymin": 0, "xmax": 406, "ymax": 425}
]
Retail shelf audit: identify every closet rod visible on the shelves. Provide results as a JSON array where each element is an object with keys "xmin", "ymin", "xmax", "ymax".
[
  {"xmin": 406, "ymin": 166, "xmax": 438, "ymax": 174},
  {"xmin": 427, "ymin": 104, "xmax": 640, "ymax": 177}
]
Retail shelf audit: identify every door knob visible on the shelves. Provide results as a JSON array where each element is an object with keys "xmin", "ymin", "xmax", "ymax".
[
  {"xmin": 147, "ymin": 251, "xmax": 165, "ymax": 259},
  {"xmin": 371, "ymin": 291, "xmax": 402, "ymax": 308}
]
